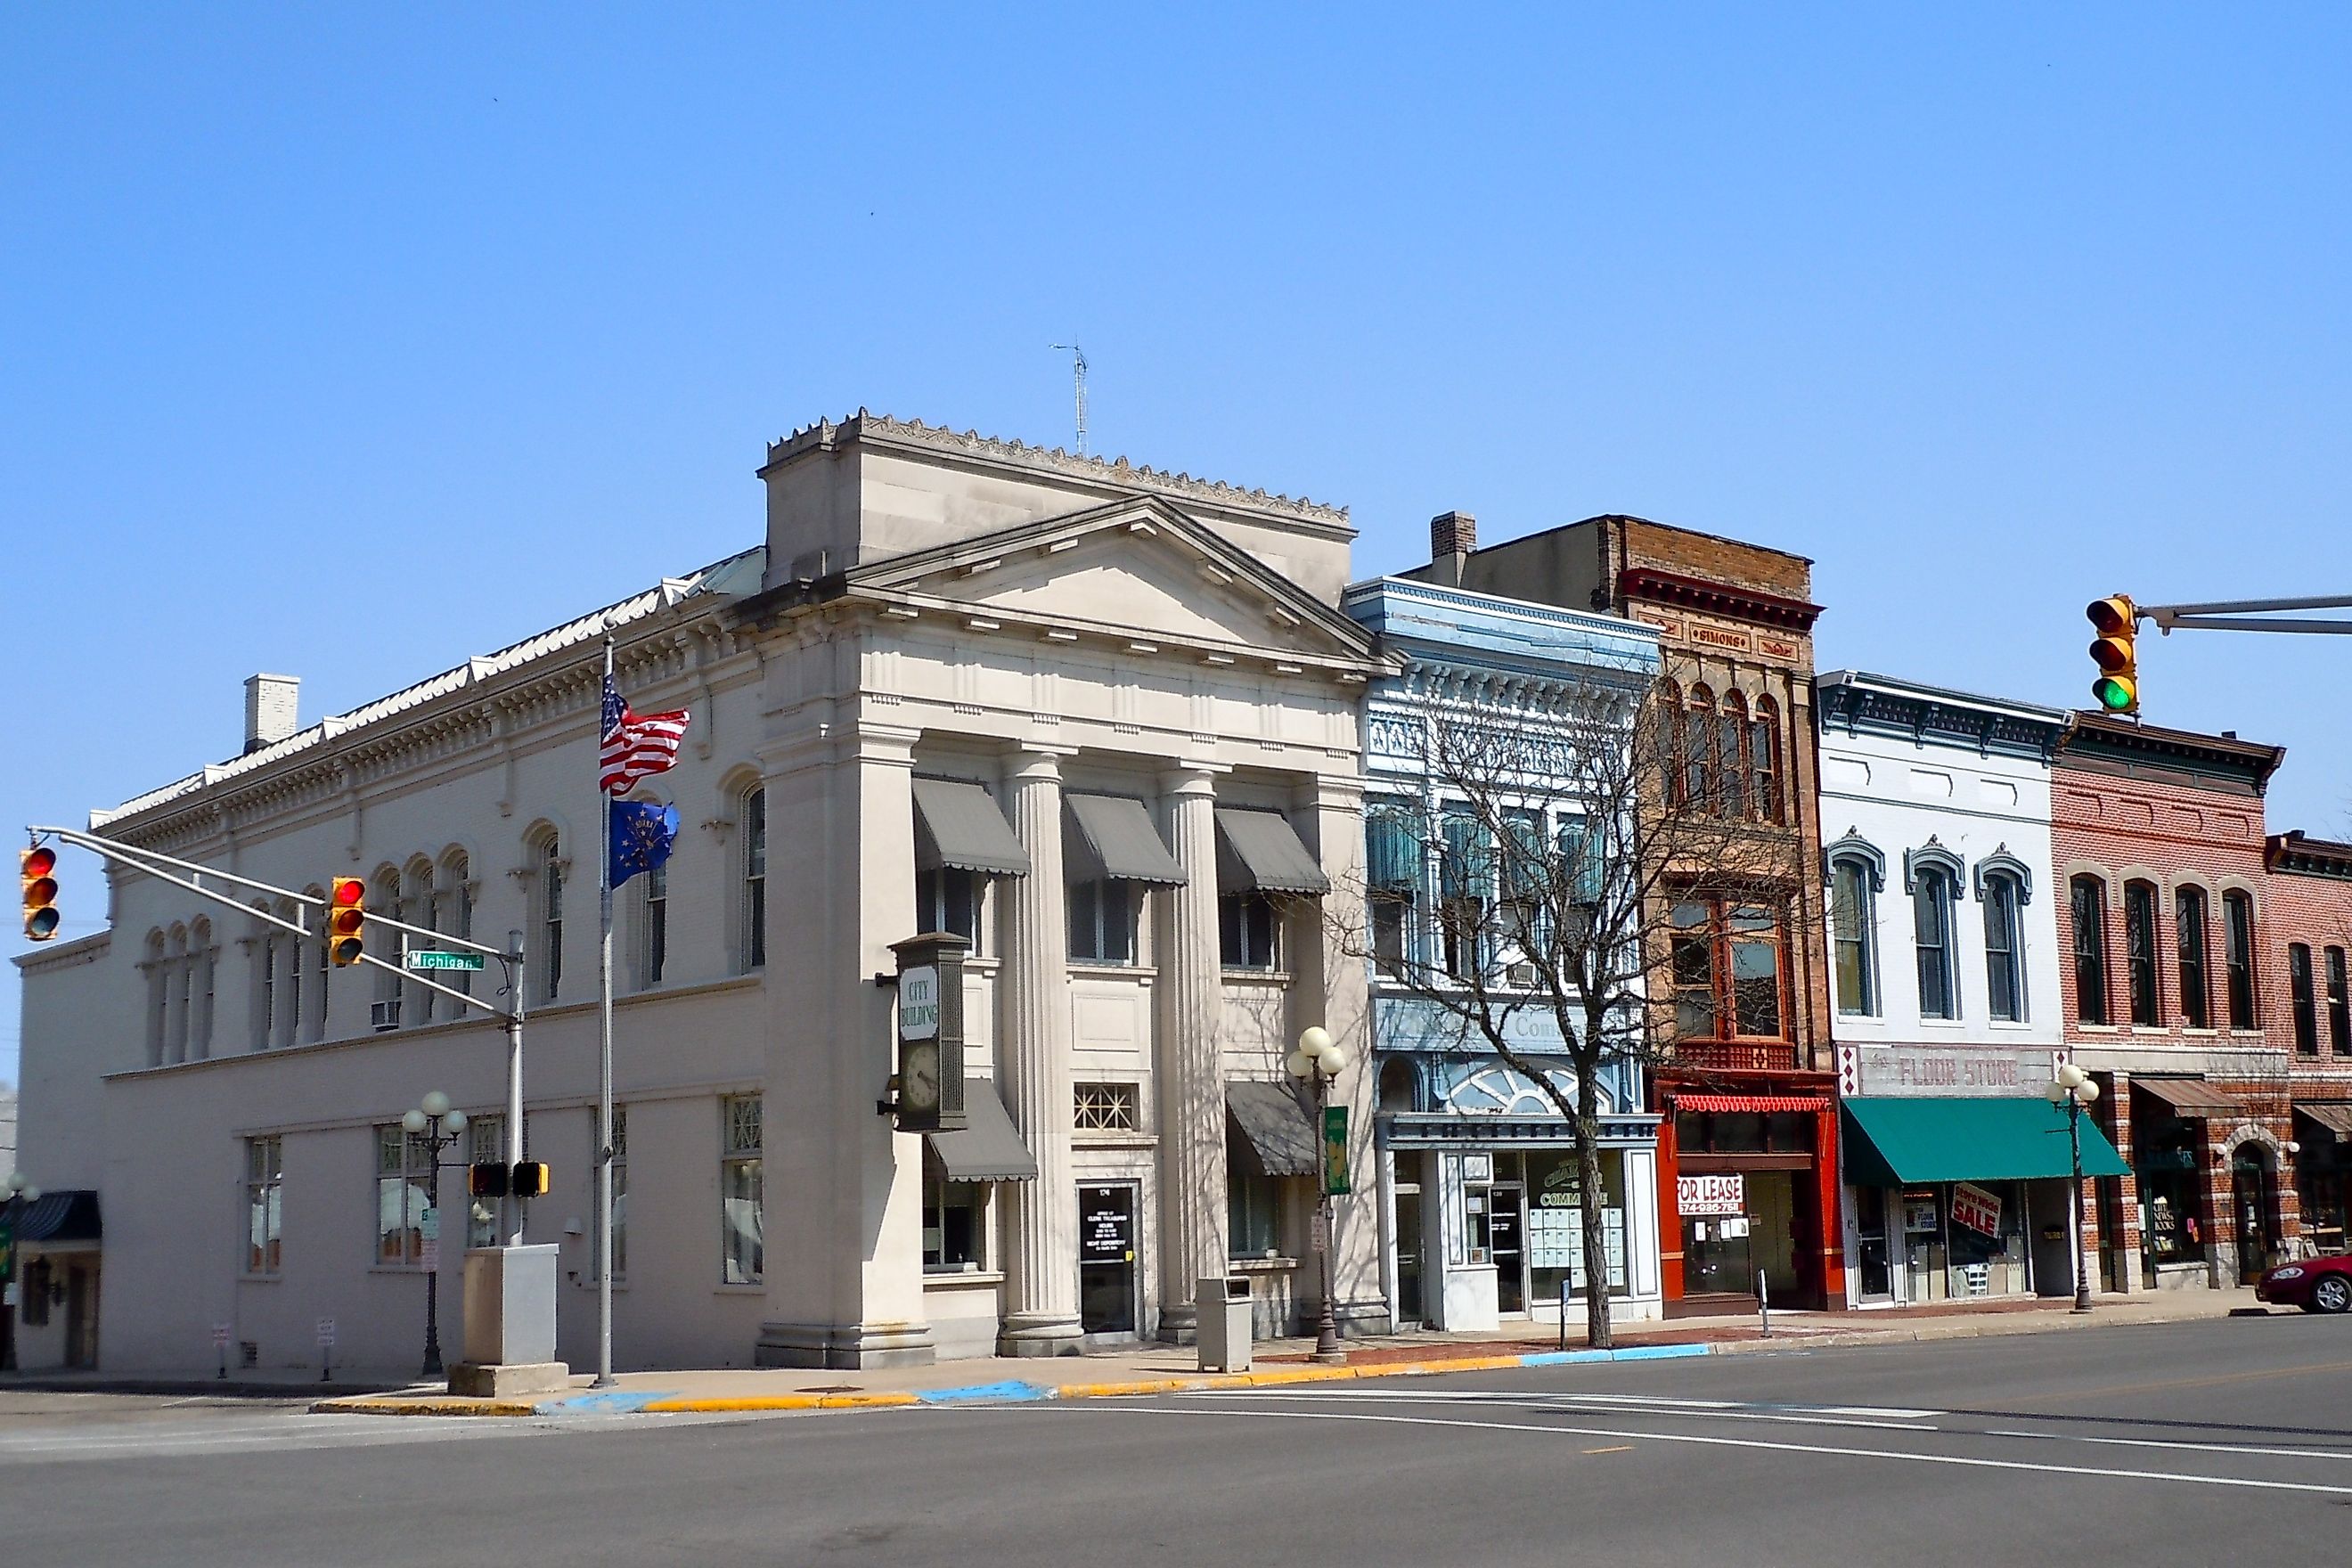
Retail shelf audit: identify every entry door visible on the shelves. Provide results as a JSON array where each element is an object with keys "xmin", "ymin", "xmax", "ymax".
[
  {"xmin": 1077, "ymin": 1184, "xmax": 1139, "ymax": 1337},
  {"xmin": 1490, "ymin": 1184, "xmax": 1526, "ymax": 1314},
  {"xmin": 2234, "ymin": 1149, "xmax": 2278, "ymax": 1283},
  {"xmin": 1394, "ymin": 1185, "xmax": 1425, "ymax": 1326},
  {"xmin": 1855, "ymin": 1186, "xmax": 1892, "ymax": 1301},
  {"xmin": 65, "ymin": 1264, "xmax": 99, "ymax": 1369}
]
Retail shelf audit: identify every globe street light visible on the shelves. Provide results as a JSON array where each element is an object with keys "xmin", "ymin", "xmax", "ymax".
[
  {"xmin": 401, "ymin": 1094, "xmax": 468, "ymax": 1378},
  {"xmin": 2046, "ymin": 1064, "xmax": 2101, "ymax": 1315},
  {"xmin": 1287, "ymin": 1025, "xmax": 1351, "ymax": 1365},
  {"xmin": 2, "ymin": 1171, "xmax": 40, "ymax": 1373}
]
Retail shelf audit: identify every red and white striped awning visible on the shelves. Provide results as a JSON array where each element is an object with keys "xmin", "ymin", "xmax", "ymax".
[{"xmin": 1671, "ymin": 1093, "xmax": 1830, "ymax": 1114}]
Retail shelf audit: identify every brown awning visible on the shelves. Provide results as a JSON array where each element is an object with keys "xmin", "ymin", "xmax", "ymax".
[
  {"xmin": 2136, "ymin": 1077, "xmax": 2244, "ymax": 1117},
  {"xmin": 2297, "ymin": 1103, "xmax": 2352, "ymax": 1139}
]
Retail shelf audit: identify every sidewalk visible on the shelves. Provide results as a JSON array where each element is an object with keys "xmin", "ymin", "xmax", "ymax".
[{"xmin": 306, "ymin": 1285, "xmax": 2268, "ymax": 1417}]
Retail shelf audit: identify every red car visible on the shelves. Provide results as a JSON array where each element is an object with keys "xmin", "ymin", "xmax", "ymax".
[{"xmin": 2257, "ymin": 1255, "xmax": 2352, "ymax": 1313}]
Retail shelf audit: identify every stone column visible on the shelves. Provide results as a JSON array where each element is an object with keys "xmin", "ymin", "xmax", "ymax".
[
  {"xmin": 999, "ymin": 749, "xmax": 1085, "ymax": 1355},
  {"xmin": 1155, "ymin": 767, "xmax": 1228, "ymax": 1341}
]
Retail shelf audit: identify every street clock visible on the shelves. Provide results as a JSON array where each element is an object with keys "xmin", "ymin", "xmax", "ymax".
[{"xmin": 881, "ymin": 932, "xmax": 968, "ymax": 1132}]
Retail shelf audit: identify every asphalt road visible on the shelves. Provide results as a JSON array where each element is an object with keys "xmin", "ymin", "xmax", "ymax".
[{"xmin": 11, "ymin": 1315, "xmax": 2352, "ymax": 1567}]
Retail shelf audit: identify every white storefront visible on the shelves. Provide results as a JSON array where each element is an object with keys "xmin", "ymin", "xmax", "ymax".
[{"xmin": 11, "ymin": 415, "xmax": 1391, "ymax": 1373}]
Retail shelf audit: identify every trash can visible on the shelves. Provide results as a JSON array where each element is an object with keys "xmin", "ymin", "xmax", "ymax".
[{"xmin": 1196, "ymin": 1275, "xmax": 1254, "ymax": 1373}]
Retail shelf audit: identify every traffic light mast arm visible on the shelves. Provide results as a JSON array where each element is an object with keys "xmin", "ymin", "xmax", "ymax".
[
  {"xmin": 24, "ymin": 825, "xmax": 512, "ymax": 1021},
  {"xmin": 2139, "ymin": 595, "xmax": 2352, "ymax": 636}
]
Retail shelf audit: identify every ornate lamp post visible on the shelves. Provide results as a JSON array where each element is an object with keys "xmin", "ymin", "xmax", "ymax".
[
  {"xmin": 400, "ymin": 1092, "xmax": 468, "ymax": 1378},
  {"xmin": 1286, "ymin": 1025, "xmax": 1352, "ymax": 1365},
  {"xmin": 2046, "ymin": 1065, "xmax": 2101, "ymax": 1315},
  {"xmin": 2, "ymin": 1171, "xmax": 40, "ymax": 1372}
]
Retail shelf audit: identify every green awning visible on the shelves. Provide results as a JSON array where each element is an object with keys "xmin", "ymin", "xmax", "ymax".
[{"xmin": 1842, "ymin": 1097, "xmax": 2129, "ymax": 1187}]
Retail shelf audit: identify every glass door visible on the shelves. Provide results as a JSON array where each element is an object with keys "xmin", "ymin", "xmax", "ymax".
[
  {"xmin": 1077, "ymin": 1183, "xmax": 1138, "ymax": 1336},
  {"xmin": 1856, "ymin": 1185, "xmax": 1891, "ymax": 1300},
  {"xmin": 1490, "ymin": 1183, "xmax": 1526, "ymax": 1313},
  {"xmin": 1394, "ymin": 1184, "xmax": 1425, "ymax": 1326}
]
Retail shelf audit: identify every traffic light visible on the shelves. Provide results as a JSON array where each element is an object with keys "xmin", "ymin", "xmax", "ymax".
[
  {"xmin": 20, "ymin": 845, "xmax": 59, "ymax": 942},
  {"xmin": 468, "ymin": 1162, "xmax": 510, "ymax": 1198},
  {"xmin": 326, "ymin": 877, "xmax": 365, "ymax": 967},
  {"xmin": 510, "ymin": 1161, "xmax": 550, "ymax": 1198},
  {"xmin": 2087, "ymin": 595, "xmax": 2139, "ymax": 715}
]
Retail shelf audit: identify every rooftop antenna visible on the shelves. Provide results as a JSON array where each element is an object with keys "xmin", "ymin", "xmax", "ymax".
[{"xmin": 1049, "ymin": 342, "xmax": 1088, "ymax": 455}]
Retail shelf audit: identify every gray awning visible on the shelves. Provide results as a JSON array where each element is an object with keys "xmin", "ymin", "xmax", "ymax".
[
  {"xmin": 1227, "ymin": 1080, "xmax": 1318, "ymax": 1178},
  {"xmin": 912, "ymin": 778, "xmax": 1031, "ymax": 877},
  {"xmin": 1215, "ymin": 808, "xmax": 1330, "ymax": 895},
  {"xmin": 1066, "ymin": 795, "xmax": 1187, "ymax": 886},
  {"xmin": 927, "ymin": 1080, "xmax": 1039, "ymax": 1181}
]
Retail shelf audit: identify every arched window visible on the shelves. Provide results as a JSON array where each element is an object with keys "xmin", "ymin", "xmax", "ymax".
[
  {"xmin": 1825, "ymin": 837, "xmax": 1883, "ymax": 1017},
  {"xmin": 539, "ymin": 835, "xmax": 566, "ymax": 1002},
  {"xmin": 144, "ymin": 930, "xmax": 167, "ymax": 1066},
  {"xmin": 2175, "ymin": 886, "xmax": 2210, "ymax": 1029},
  {"xmin": 274, "ymin": 902, "xmax": 302, "ymax": 1049},
  {"xmin": 740, "ymin": 786, "xmax": 767, "ymax": 972},
  {"xmin": 190, "ymin": 919, "xmax": 215, "ymax": 1058},
  {"xmin": 1980, "ymin": 871, "xmax": 2026, "ymax": 1023},
  {"xmin": 167, "ymin": 925, "xmax": 191, "ymax": 1064},
  {"xmin": 372, "ymin": 867, "xmax": 403, "ymax": 1021},
  {"xmin": 1719, "ymin": 692, "xmax": 1750, "ymax": 821},
  {"xmin": 2124, "ymin": 879, "xmax": 2161, "ymax": 1027},
  {"xmin": 1907, "ymin": 845, "xmax": 1965, "ymax": 1021},
  {"xmin": 441, "ymin": 851, "xmax": 475, "ymax": 1005},
  {"xmin": 1654, "ymin": 682, "xmax": 1686, "ymax": 807},
  {"xmin": 2070, "ymin": 875, "xmax": 2110, "ymax": 1025},
  {"xmin": 1685, "ymin": 686, "xmax": 1717, "ymax": 813},
  {"xmin": 254, "ymin": 902, "xmax": 280, "ymax": 1051},
  {"xmin": 2224, "ymin": 889, "xmax": 2258, "ymax": 1029},
  {"xmin": 2291, "ymin": 943, "xmax": 2319, "ymax": 1055},
  {"xmin": 1750, "ymin": 697, "xmax": 1782, "ymax": 824}
]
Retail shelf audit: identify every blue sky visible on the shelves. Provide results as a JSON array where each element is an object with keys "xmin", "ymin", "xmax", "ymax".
[{"xmin": 6, "ymin": 7, "xmax": 2349, "ymax": 1082}]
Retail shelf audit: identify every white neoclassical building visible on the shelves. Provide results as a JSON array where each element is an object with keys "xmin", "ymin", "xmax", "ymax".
[{"xmin": 12, "ymin": 415, "xmax": 1392, "ymax": 1373}]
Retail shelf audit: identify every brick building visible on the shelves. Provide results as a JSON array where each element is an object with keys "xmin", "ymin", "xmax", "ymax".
[
  {"xmin": 1404, "ymin": 512, "xmax": 1842, "ymax": 1311},
  {"xmin": 2053, "ymin": 714, "xmax": 2291, "ymax": 1292},
  {"xmin": 2260, "ymin": 830, "xmax": 2352, "ymax": 1254}
]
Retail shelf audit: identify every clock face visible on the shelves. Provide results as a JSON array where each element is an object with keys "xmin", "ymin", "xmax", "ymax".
[{"xmin": 902, "ymin": 1043, "xmax": 941, "ymax": 1112}]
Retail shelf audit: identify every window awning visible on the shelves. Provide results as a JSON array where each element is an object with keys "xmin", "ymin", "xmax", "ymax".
[
  {"xmin": 2135, "ymin": 1077, "xmax": 2245, "ymax": 1118},
  {"xmin": 912, "ymin": 779, "xmax": 1031, "ymax": 878},
  {"xmin": 1675, "ymin": 1093, "xmax": 1830, "ymax": 1115},
  {"xmin": 927, "ymin": 1080, "xmax": 1039, "ymax": 1182},
  {"xmin": 14, "ymin": 1188, "xmax": 101, "ymax": 1245},
  {"xmin": 1214, "ymin": 808, "xmax": 1329, "ymax": 895},
  {"xmin": 1842, "ymin": 1097, "xmax": 2128, "ymax": 1187},
  {"xmin": 1226, "ymin": 1080, "xmax": 1318, "ymax": 1178},
  {"xmin": 1066, "ymin": 795, "xmax": 1187, "ymax": 886},
  {"xmin": 2297, "ymin": 1103, "xmax": 2352, "ymax": 1139}
]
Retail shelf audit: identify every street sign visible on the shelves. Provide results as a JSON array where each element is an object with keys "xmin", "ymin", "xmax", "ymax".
[
  {"xmin": 421, "ymin": 1241, "xmax": 440, "ymax": 1271},
  {"xmin": 420, "ymin": 1205, "xmax": 439, "ymax": 1241},
  {"xmin": 405, "ymin": 950, "xmax": 486, "ymax": 972},
  {"xmin": 211, "ymin": 1323, "xmax": 231, "ymax": 1348},
  {"xmin": 315, "ymin": 1317, "xmax": 337, "ymax": 1346}
]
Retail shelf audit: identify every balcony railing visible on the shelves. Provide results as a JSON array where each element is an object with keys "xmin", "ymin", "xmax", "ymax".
[{"xmin": 1672, "ymin": 1040, "xmax": 1802, "ymax": 1074}]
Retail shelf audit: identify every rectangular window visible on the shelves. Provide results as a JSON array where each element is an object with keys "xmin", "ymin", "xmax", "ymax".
[
  {"xmin": 2176, "ymin": 887, "xmax": 2209, "ymax": 1028},
  {"xmin": 722, "ymin": 1095, "xmax": 764, "ymax": 1284},
  {"xmin": 915, "ymin": 866, "xmax": 981, "ymax": 949},
  {"xmin": 245, "ymin": 1135, "xmax": 283, "ymax": 1275},
  {"xmin": 1229, "ymin": 1172, "xmax": 1284, "ymax": 1258},
  {"xmin": 2330, "ymin": 948, "xmax": 2350, "ymax": 1056},
  {"xmin": 742, "ymin": 788, "xmax": 768, "ymax": 970},
  {"xmin": 2124, "ymin": 881, "xmax": 2160, "ymax": 1028},
  {"xmin": 2070, "ymin": 876, "xmax": 2109, "ymax": 1025},
  {"xmin": 2225, "ymin": 891, "xmax": 2258, "ymax": 1029},
  {"xmin": 1068, "ymin": 878, "xmax": 1138, "ymax": 966},
  {"xmin": 1982, "ymin": 877, "xmax": 2021, "ymax": 1023},
  {"xmin": 1437, "ymin": 811, "xmax": 1490, "ymax": 982},
  {"xmin": 376, "ymin": 1124, "xmax": 429, "ymax": 1268},
  {"xmin": 467, "ymin": 1115, "xmax": 510, "ymax": 1249},
  {"xmin": 2291, "ymin": 943, "xmax": 2319, "ymax": 1056},
  {"xmin": 1367, "ymin": 804, "xmax": 1422, "ymax": 978},
  {"xmin": 1671, "ymin": 902, "xmax": 1717, "ymax": 1040},
  {"xmin": 922, "ymin": 1149, "xmax": 987, "ymax": 1271},
  {"xmin": 1728, "ymin": 905, "xmax": 1784, "ymax": 1037},
  {"xmin": 542, "ymin": 840, "xmax": 564, "ymax": 1001},
  {"xmin": 1074, "ymin": 1082, "xmax": 1139, "ymax": 1132},
  {"xmin": 1831, "ymin": 860, "xmax": 1876, "ymax": 1017},
  {"xmin": 1219, "ymin": 893, "xmax": 1280, "ymax": 970},
  {"xmin": 1915, "ymin": 873, "xmax": 1956, "ymax": 1021},
  {"xmin": 641, "ymin": 862, "xmax": 667, "ymax": 987}
]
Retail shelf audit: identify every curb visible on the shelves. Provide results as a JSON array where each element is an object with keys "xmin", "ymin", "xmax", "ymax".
[{"xmin": 311, "ymin": 1341, "xmax": 1713, "ymax": 1419}]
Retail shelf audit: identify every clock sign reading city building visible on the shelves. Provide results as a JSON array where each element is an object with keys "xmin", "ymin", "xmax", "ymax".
[{"xmin": 884, "ymin": 932, "xmax": 968, "ymax": 1132}]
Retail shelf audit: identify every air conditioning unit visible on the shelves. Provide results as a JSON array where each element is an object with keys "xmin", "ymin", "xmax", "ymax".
[
  {"xmin": 371, "ymin": 1000, "xmax": 402, "ymax": 1032},
  {"xmin": 1507, "ymin": 962, "xmax": 1539, "ymax": 989}
]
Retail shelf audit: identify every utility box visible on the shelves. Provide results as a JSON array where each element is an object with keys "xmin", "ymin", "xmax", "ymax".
[
  {"xmin": 1196, "ymin": 1275, "xmax": 1254, "ymax": 1374},
  {"xmin": 449, "ymin": 1245, "xmax": 569, "ymax": 1398}
]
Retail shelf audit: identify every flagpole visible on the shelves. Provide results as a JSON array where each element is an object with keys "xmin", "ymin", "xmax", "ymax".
[{"xmin": 595, "ymin": 637, "xmax": 617, "ymax": 1389}]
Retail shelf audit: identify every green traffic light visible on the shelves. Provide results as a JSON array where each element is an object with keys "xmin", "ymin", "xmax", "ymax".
[{"xmin": 2093, "ymin": 674, "xmax": 2136, "ymax": 712}]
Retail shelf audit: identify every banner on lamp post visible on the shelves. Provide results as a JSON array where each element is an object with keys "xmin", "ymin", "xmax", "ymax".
[{"xmin": 1321, "ymin": 1105, "xmax": 1351, "ymax": 1196}]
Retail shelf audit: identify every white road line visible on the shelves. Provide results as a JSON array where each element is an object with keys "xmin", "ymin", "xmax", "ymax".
[
  {"xmin": 1192, "ymin": 1388, "xmax": 1942, "ymax": 1430},
  {"xmin": 1028, "ymin": 1402, "xmax": 2352, "ymax": 1498},
  {"xmin": 1982, "ymin": 1428, "xmax": 2352, "ymax": 1464}
]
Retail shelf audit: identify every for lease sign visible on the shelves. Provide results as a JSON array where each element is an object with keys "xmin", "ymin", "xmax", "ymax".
[{"xmin": 1678, "ymin": 1173, "xmax": 1745, "ymax": 1217}]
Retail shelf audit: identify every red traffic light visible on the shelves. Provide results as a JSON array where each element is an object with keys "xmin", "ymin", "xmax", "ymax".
[
  {"xmin": 21, "ymin": 845, "xmax": 60, "ymax": 942},
  {"xmin": 327, "ymin": 876, "xmax": 366, "ymax": 966},
  {"xmin": 23, "ymin": 846, "xmax": 54, "ymax": 879}
]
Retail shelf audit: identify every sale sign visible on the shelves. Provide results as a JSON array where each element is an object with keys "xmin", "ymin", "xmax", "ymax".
[{"xmin": 1950, "ymin": 1181, "xmax": 2003, "ymax": 1238}]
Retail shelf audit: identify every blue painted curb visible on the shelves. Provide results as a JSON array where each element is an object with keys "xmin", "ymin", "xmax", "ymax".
[
  {"xmin": 543, "ymin": 1390, "xmax": 667, "ymax": 1415},
  {"xmin": 1515, "ymin": 1342, "xmax": 1712, "ymax": 1368},
  {"xmin": 916, "ymin": 1380, "xmax": 1053, "ymax": 1404}
]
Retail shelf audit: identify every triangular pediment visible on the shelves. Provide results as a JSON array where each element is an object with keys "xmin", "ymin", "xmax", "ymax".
[{"xmin": 848, "ymin": 497, "xmax": 1378, "ymax": 666}]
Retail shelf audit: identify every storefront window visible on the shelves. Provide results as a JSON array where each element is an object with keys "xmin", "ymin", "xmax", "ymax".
[
  {"xmin": 1523, "ymin": 1149, "xmax": 1629, "ymax": 1304},
  {"xmin": 2136, "ymin": 1115, "xmax": 2207, "ymax": 1269},
  {"xmin": 2299, "ymin": 1138, "xmax": 2349, "ymax": 1256}
]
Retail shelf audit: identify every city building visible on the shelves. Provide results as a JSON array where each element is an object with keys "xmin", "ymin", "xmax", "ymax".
[
  {"xmin": 2258, "ymin": 830, "xmax": 2352, "ymax": 1255},
  {"xmin": 1815, "ymin": 673, "xmax": 2124, "ymax": 1309},
  {"xmin": 1406, "ymin": 512, "xmax": 1842, "ymax": 1311},
  {"xmin": 1344, "ymin": 564, "xmax": 1666, "ymax": 1332},
  {"xmin": 2054, "ymin": 714, "xmax": 2291, "ymax": 1291},
  {"xmin": 9, "ymin": 415, "xmax": 1390, "ymax": 1373}
]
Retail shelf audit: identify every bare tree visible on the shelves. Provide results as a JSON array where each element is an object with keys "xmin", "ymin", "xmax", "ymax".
[{"xmin": 1334, "ymin": 673, "xmax": 1802, "ymax": 1347}]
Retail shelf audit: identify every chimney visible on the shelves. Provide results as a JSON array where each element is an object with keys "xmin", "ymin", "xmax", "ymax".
[
  {"xmin": 243, "ymin": 674, "xmax": 300, "ymax": 755},
  {"xmin": 1429, "ymin": 510, "xmax": 1477, "ymax": 586}
]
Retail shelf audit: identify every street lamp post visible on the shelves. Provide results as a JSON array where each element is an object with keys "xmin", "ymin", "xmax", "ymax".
[
  {"xmin": 2046, "ymin": 1065, "xmax": 2102, "ymax": 1315},
  {"xmin": 1286, "ymin": 1025, "xmax": 1352, "ymax": 1366},
  {"xmin": 400, "ymin": 1093, "xmax": 469, "ymax": 1379},
  {"xmin": 2, "ymin": 1172, "xmax": 40, "ymax": 1373}
]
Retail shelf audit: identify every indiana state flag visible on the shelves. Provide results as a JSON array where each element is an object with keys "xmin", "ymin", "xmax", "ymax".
[{"xmin": 609, "ymin": 800, "xmax": 680, "ymax": 888}]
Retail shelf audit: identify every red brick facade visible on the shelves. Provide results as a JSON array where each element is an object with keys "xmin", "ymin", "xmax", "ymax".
[
  {"xmin": 2260, "ymin": 832, "xmax": 2352, "ymax": 1255},
  {"xmin": 2052, "ymin": 715, "xmax": 2291, "ymax": 1291}
]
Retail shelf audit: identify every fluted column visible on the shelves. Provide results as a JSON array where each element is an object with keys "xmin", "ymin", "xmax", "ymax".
[
  {"xmin": 1000, "ymin": 749, "xmax": 1085, "ymax": 1354},
  {"xmin": 1156, "ymin": 768, "xmax": 1228, "ymax": 1340}
]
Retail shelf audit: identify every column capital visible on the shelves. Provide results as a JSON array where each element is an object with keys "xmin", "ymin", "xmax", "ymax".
[
  {"xmin": 1159, "ymin": 764, "xmax": 1229, "ymax": 798},
  {"xmin": 1007, "ymin": 747, "xmax": 1077, "ymax": 782}
]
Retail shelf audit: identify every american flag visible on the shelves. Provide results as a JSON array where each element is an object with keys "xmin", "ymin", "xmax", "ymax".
[{"xmin": 600, "ymin": 675, "xmax": 690, "ymax": 796}]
